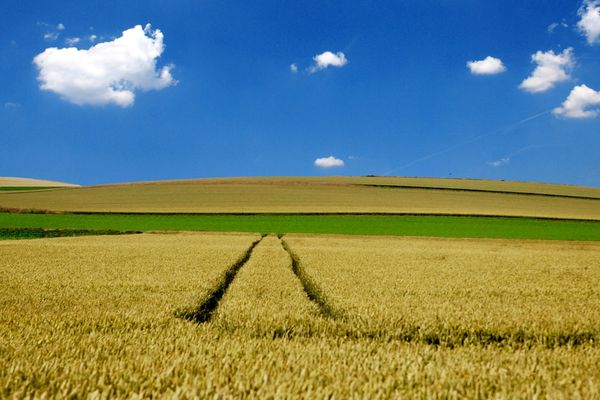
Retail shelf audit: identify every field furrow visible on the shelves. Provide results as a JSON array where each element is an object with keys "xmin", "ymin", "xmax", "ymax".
[
  {"xmin": 210, "ymin": 235, "xmax": 326, "ymax": 338},
  {"xmin": 176, "ymin": 235, "xmax": 264, "ymax": 323},
  {"xmin": 281, "ymin": 236, "xmax": 346, "ymax": 320}
]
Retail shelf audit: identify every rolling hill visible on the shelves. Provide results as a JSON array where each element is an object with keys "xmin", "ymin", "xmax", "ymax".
[
  {"xmin": 0, "ymin": 176, "xmax": 79, "ymax": 190},
  {"xmin": 1, "ymin": 176, "xmax": 598, "ymax": 220}
]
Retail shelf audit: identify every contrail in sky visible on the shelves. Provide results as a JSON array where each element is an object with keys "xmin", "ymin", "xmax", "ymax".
[
  {"xmin": 383, "ymin": 109, "xmax": 552, "ymax": 175},
  {"xmin": 343, "ymin": 35, "xmax": 360, "ymax": 52},
  {"xmin": 487, "ymin": 144, "xmax": 547, "ymax": 167}
]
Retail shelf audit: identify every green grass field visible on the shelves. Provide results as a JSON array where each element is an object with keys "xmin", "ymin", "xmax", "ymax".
[{"xmin": 1, "ymin": 212, "xmax": 599, "ymax": 240}]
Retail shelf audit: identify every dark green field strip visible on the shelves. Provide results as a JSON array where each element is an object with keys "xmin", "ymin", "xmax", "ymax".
[
  {"xmin": 0, "ymin": 187, "xmax": 64, "ymax": 192},
  {"xmin": 0, "ymin": 227, "xmax": 142, "ymax": 240},
  {"xmin": 356, "ymin": 184, "xmax": 600, "ymax": 200},
  {"xmin": 1, "ymin": 212, "xmax": 600, "ymax": 240}
]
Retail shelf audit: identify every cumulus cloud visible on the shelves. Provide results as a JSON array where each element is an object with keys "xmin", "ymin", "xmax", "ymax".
[
  {"xmin": 33, "ymin": 24, "xmax": 175, "ymax": 107},
  {"xmin": 57, "ymin": 23, "xmax": 65, "ymax": 30},
  {"xmin": 309, "ymin": 51, "xmax": 347, "ymax": 73},
  {"xmin": 290, "ymin": 63, "xmax": 298, "ymax": 73},
  {"xmin": 88, "ymin": 34, "xmax": 98, "ymax": 42},
  {"xmin": 314, "ymin": 156, "xmax": 345, "ymax": 168},
  {"xmin": 519, "ymin": 48, "xmax": 573, "ymax": 93},
  {"xmin": 578, "ymin": 0, "xmax": 600, "ymax": 44},
  {"xmin": 466, "ymin": 56, "xmax": 506, "ymax": 75},
  {"xmin": 553, "ymin": 84, "xmax": 600, "ymax": 119}
]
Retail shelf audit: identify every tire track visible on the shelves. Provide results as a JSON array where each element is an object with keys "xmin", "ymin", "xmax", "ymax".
[
  {"xmin": 176, "ymin": 235, "xmax": 265, "ymax": 323},
  {"xmin": 280, "ymin": 236, "xmax": 346, "ymax": 320}
]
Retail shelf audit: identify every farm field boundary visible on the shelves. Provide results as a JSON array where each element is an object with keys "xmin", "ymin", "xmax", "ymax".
[
  {"xmin": 355, "ymin": 184, "xmax": 600, "ymax": 200},
  {"xmin": 0, "ymin": 187, "xmax": 64, "ymax": 192},
  {"xmin": 1, "ymin": 212, "xmax": 600, "ymax": 241},
  {"xmin": 0, "ymin": 227, "xmax": 141, "ymax": 240}
]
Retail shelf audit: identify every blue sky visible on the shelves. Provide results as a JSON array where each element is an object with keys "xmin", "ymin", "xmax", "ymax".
[{"xmin": 1, "ymin": 0, "xmax": 599, "ymax": 186}]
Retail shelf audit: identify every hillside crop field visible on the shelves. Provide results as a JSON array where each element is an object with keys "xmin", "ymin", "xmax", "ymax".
[
  {"xmin": 1, "ymin": 232, "xmax": 599, "ymax": 397},
  {"xmin": 1, "ymin": 177, "xmax": 599, "ymax": 219}
]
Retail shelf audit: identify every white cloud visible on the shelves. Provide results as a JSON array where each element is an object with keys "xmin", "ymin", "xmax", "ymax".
[
  {"xmin": 519, "ymin": 48, "xmax": 573, "ymax": 93},
  {"xmin": 41, "ymin": 23, "xmax": 64, "ymax": 41},
  {"xmin": 314, "ymin": 156, "xmax": 345, "ymax": 168},
  {"xmin": 309, "ymin": 51, "xmax": 347, "ymax": 73},
  {"xmin": 88, "ymin": 34, "xmax": 98, "ymax": 42},
  {"xmin": 578, "ymin": 0, "xmax": 600, "ymax": 44},
  {"xmin": 290, "ymin": 63, "xmax": 298, "ymax": 73},
  {"xmin": 33, "ymin": 24, "xmax": 175, "ymax": 107},
  {"xmin": 4, "ymin": 102, "xmax": 20, "ymax": 109},
  {"xmin": 466, "ymin": 56, "xmax": 506, "ymax": 75},
  {"xmin": 65, "ymin": 37, "xmax": 80, "ymax": 46},
  {"xmin": 553, "ymin": 84, "xmax": 600, "ymax": 119},
  {"xmin": 43, "ymin": 31, "xmax": 59, "ymax": 41},
  {"xmin": 488, "ymin": 157, "xmax": 510, "ymax": 167},
  {"xmin": 547, "ymin": 21, "xmax": 568, "ymax": 33}
]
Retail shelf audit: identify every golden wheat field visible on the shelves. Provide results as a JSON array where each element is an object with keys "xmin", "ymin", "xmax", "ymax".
[
  {"xmin": 1, "ymin": 232, "xmax": 599, "ymax": 398},
  {"xmin": 1, "ymin": 177, "xmax": 599, "ymax": 219}
]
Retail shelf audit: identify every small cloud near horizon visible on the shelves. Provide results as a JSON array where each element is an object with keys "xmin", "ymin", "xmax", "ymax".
[
  {"xmin": 314, "ymin": 156, "xmax": 345, "ymax": 168},
  {"xmin": 488, "ymin": 157, "xmax": 510, "ymax": 167},
  {"xmin": 487, "ymin": 145, "xmax": 545, "ymax": 168},
  {"xmin": 467, "ymin": 56, "xmax": 506, "ymax": 75},
  {"xmin": 290, "ymin": 63, "xmax": 298, "ymax": 73}
]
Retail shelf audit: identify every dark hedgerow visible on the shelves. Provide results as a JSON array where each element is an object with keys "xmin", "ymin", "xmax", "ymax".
[{"xmin": 0, "ymin": 227, "xmax": 141, "ymax": 240}]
